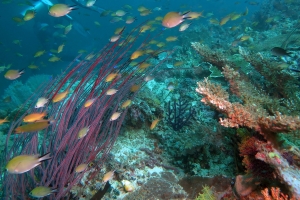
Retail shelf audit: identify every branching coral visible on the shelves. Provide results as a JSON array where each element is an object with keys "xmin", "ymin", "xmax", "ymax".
[
  {"xmin": 261, "ymin": 187, "xmax": 291, "ymax": 200},
  {"xmin": 196, "ymin": 69, "xmax": 300, "ymax": 198},
  {"xmin": 196, "ymin": 74, "xmax": 300, "ymax": 133},
  {"xmin": 191, "ymin": 42, "xmax": 240, "ymax": 71},
  {"xmin": 238, "ymin": 46, "xmax": 300, "ymax": 103},
  {"xmin": 193, "ymin": 42, "xmax": 300, "ymax": 116}
]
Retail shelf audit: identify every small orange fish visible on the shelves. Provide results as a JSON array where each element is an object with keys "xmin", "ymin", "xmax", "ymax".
[
  {"xmin": 106, "ymin": 89, "xmax": 118, "ymax": 95},
  {"xmin": 162, "ymin": 11, "xmax": 190, "ymax": 28},
  {"xmin": 105, "ymin": 73, "xmax": 119, "ymax": 82},
  {"xmin": 49, "ymin": 4, "xmax": 76, "ymax": 17},
  {"xmin": 84, "ymin": 98, "xmax": 96, "ymax": 108},
  {"xmin": 186, "ymin": 11, "xmax": 203, "ymax": 19},
  {"xmin": 121, "ymin": 100, "xmax": 132, "ymax": 108},
  {"xmin": 52, "ymin": 89, "xmax": 69, "ymax": 103},
  {"xmin": 102, "ymin": 170, "xmax": 114, "ymax": 182},
  {"xmin": 15, "ymin": 120, "xmax": 53, "ymax": 133},
  {"xmin": 130, "ymin": 50, "xmax": 144, "ymax": 60},
  {"xmin": 4, "ymin": 69, "xmax": 24, "ymax": 80},
  {"xmin": 23, "ymin": 111, "xmax": 47, "ymax": 123},
  {"xmin": 110, "ymin": 112, "xmax": 121, "ymax": 121},
  {"xmin": 138, "ymin": 62, "xmax": 151, "ymax": 70},
  {"xmin": 166, "ymin": 36, "xmax": 178, "ymax": 42},
  {"xmin": 78, "ymin": 126, "xmax": 89, "ymax": 139},
  {"xmin": 75, "ymin": 163, "xmax": 88, "ymax": 173},
  {"xmin": 150, "ymin": 118, "xmax": 160, "ymax": 130},
  {"xmin": 0, "ymin": 117, "xmax": 9, "ymax": 125},
  {"xmin": 219, "ymin": 15, "xmax": 231, "ymax": 26}
]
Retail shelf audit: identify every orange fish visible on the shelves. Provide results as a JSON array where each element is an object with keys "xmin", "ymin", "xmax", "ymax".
[
  {"xmin": 84, "ymin": 98, "xmax": 96, "ymax": 108},
  {"xmin": 102, "ymin": 170, "xmax": 114, "ymax": 182},
  {"xmin": 4, "ymin": 69, "xmax": 24, "ymax": 80},
  {"xmin": 185, "ymin": 11, "xmax": 203, "ymax": 19},
  {"xmin": 110, "ymin": 112, "xmax": 121, "ymax": 121},
  {"xmin": 121, "ymin": 100, "xmax": 131, "ymax": 108},
  {"xmin": 130, "ymin": 50, "xmax": 144, "ymax": 60},
  {"xmin": 52, "ymin": 89, "xmax": 69, "ymax": 103},
  {"xmin": 0, "ymin": 117, "xmax": 9, "ymax": 125},
  {"xmin": 23, "ymin": 112, "xmax": 47, "ymax": 123},
  {"xmin": 162, "ymin": 11, "xmax": 190, "ymax": 28},
  {"xmin": 150, "ymin": 118, "xmax": 160, "ymax": 130},
  {"xmin": 138, "ymin": 62, "xmax": 151, "ymax": 70},
  {"xmin": 105, "ymin": 73, "xmax": 119, "ymax": 82},
  {"xmin": 219, "ymin": 15, "xmax": 231, "ymax": 26},
  {"xmin": 15, "ymin": 120, "xmax": 53, "ymax": 133}
]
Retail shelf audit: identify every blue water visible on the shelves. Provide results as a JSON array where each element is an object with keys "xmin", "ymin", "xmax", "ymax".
[{"xmin": 0, "ymin": 0, "xmax": 259, "ymax": 93}]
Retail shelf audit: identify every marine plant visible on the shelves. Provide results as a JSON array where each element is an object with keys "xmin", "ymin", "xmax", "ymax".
[{"xmin": 0, "ymin": 23, "xmax": 169, "ymax": 199}]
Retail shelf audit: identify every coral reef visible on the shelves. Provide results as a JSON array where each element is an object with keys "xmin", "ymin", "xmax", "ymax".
[{"xmin": 196, "ymin": 66, "xmax": 300, "ymax": 198}]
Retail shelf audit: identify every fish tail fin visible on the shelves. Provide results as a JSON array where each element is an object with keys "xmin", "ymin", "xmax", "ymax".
[
  {"xmin": 70, "ymin": 5, "xmax": 78, "ymax": 10},
  {"xmin": 42, "ymin": 111, "xmax": 48, "ymax": 117},
  {"xmin": 182, "ymin": 11, "xmax": 190, "ymax": 16},
  {"xmin": 39, "ymin": 152, "xmax": 51, "ymax": 162},
  {"xmin": 19, "ymin": 68, "xmax": 25, "ymax": 75}
]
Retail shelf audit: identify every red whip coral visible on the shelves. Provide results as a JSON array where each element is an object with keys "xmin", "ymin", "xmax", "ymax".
[{"xmin": 0, "ymin": 23, "xmax": 169, "ymax": 199}]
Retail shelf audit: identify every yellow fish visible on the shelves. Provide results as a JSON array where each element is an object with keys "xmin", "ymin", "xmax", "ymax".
[
  {"xmin": 28, "ymin": 63, "xmax": 39, "ymax": 69},
  {"xmin": 52, "ymin": 89, "xmax": 69, "ymax": 103},
  {"xmin": 150, "ymin": 118, "xmax": 160, "ymax": 130},
  {"xmin": 0, "ymin": 117, "xmax": 9, "ymax": 125},
  {"xmin": 78, "ymin": 126, "xmax": 89, "ymax": 139},
  {"xmin": 4, "ymin": 69, "xmax": 24, "ymax": 80},
  {"xmin": 23, "ymin": 9, "xmax": 36, "ymax": 21},
  {"xmin": 6, "ymin": 153, "xmax": 51, "ymax": 174},
  {"xmin": 30, "ymin": 186, "xmax": 56, "ymax": 198},
  {"xmin": 48, "ymin": 56, "xmax": 60, "ymax": 62},
  {"xmin": 240, "ymin": 35, "xmax": 250, "ymax": 41},
  {"xmin": 219, "ymin": 15, "xmax": 231, "ymax": 26},
  {"xmin": 166, "ymin": 36, "xmax": 178, "ymax": 42},
  {"xmin": 57, "ymin": 44, "xmax": 65, "ymax": 53},
  {"xmin": 121, "ymin": 100, "xmax": 131, "ymax": 109},
  {"xmin": 230, "ymin": 13, "xmax": 242, "ymax": 20},
  {"xmin": 105, "ymin": 73, "xmax": 119, "ymax": 82},
  {"xmin": 64, "ymin": 24, "xmax": 72, "ymax": 34},
  {"xmin": 106, "ymin": 89, "xmax": 118, "ymax": 95},
  {"xmin": 23, "ymin": 111, "xmax": 47, "ymax": 123},
  {"xmin": 102, "ymin": 170, "xmax": 114, "ymax": 182},
  {"xmin": 110, "ymin": 112, "xmax": 121, "ymax": 121},
  {"xmin": 130, "ymin": 50, "xmax": 144, "ymax": 60},
  {"xmin": 34, "ymin": 50, "xmax": 45, "ymax": 57},
  {"xmin": 75, "ymin": 163, "xmax": 88, "ymax": 173},
  {"xmin": 84, "ymin": 98, "xmax": 96, "ymax": 108},
  {"xmin": 49, "ymin": 4, "xmax": 76, "ymax": 17}
]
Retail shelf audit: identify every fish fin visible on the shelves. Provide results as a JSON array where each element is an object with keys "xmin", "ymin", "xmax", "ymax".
[
  {"xmin": 39, "ymin": 152, "xmax": 51, "ymax": 162},
  {"xmin": 70, "ymin": 5, "xmax": 78, "ymax": 10},
  {"xmin": 183, "ymin": 16, "xmax": 192, "ymax": 20},
  {"xmin": 181, "ymin": 11, "xmax": 190, "ymax": 16},
  {"xmin": 19, "ymin": 68, "xmax": 25, "ymax": 74}
]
